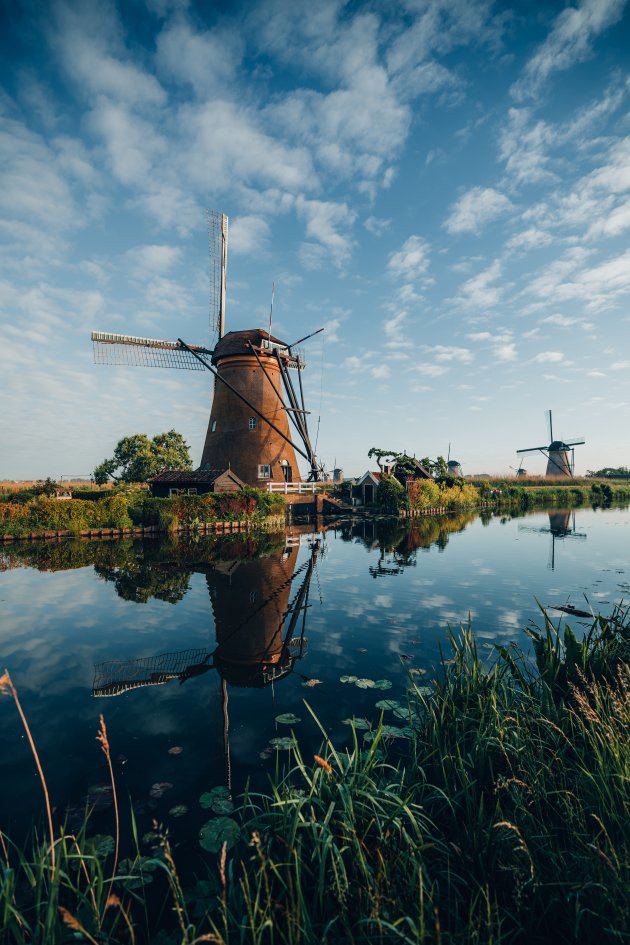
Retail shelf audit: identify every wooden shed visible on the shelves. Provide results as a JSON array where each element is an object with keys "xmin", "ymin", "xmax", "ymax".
[
  {"xmin": 149, "ymin": 468, "xmax": 246, "ymax": 498},
  {"xmin": 352, "ymin": 470, "xmax": 381, "ymax": 506}
]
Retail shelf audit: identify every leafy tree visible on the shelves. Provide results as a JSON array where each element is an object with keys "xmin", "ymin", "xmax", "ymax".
[
  {"xmin": 376, "ymin": 476, "xmax": 409, "ymax": 514},
  {"xmin": 367, "ymin": 447, "xmax": 399, "ymax": 475},
  {"xmin": 94, "ymin": 430, "xmax": 193, "ymax": 484}
]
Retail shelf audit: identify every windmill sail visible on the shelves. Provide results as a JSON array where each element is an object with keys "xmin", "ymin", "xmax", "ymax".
[
  {"xmin": 207, "ymin": 209, "xmax": 228, "ymax": 341},
  {"xmin": 91, "ymin": 332, "xmax": 212, "ymax": 370}
]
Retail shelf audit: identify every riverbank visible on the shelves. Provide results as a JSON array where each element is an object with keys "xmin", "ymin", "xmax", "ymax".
[
  {"xmin": 2, "ymin": 478, "xmax": 629, "ymax": 541},
  {"xmin": 2, "ymin": 604, "xmax": 627, "ymax": 944}
]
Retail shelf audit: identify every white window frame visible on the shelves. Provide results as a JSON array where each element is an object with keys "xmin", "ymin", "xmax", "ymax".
[
  {"xmin": 248, "ymin": 417, "xmax": 257, "ymax": 430},
  {"xmin": 258, "ymin": 464, "xmax": 271, "ymax": 479},
  {"xmin": 211, "ymin": 420, "xmax": 217, "ymax": 432}
]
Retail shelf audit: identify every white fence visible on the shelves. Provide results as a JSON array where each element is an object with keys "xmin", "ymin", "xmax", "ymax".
[{"xmin": 266, "ymin": 481, "xmax": 321, "ymax": 494}]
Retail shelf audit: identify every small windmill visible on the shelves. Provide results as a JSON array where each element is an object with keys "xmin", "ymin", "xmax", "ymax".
[
  {"xmin": 516, "ymin": 410, "xmax": 585, "ymax": 477},
  {"xmin": 91, "ymin": 210, "xmax": 325, "ymax": 484},
  {"xmin": 447, "ymin": 444, "xmax": 463, "ymax": 477},
  {"xmin": 509, "ymin": 459, "xmax": 527, "ymax": 478}
]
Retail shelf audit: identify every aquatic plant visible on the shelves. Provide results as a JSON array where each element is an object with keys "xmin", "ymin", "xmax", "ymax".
[{"xmin": 1, "ymin": 606, "xmax": 628, "ymax": 943}]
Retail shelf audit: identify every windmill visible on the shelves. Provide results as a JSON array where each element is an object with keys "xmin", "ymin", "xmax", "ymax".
[
  {"xmin": 509, "ymin": 459, "xmax": 527, "ymax": 478},
  {"xmin": 516, "ymin": 410, "xmax": 585, "ymax": 477},
  {"xmin": 91, "ymin": 210, "xmax": 325, "ymax": 485},
  {"xmin": 447, "ymin": 444, "xmax": 463, "ymax": 477}
]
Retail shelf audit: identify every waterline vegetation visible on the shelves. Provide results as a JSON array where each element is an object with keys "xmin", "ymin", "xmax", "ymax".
[{"xmin": 1, "ymin": 605, "xmax": 628, "ymax": 943}]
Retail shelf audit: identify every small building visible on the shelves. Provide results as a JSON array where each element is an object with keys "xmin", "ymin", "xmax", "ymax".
[
  {"xmin": 352, "ymin": 470, "xmax": 381, "ymax": 506},
  {"xmin": 149, "ymin": 468, "xmax": 246, "ymax": 498},
  {"xmin": 394, "ymin": 456, "xmax": 432, "ymax": 484}
]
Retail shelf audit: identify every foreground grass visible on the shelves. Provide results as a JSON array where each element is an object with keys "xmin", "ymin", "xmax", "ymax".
[{"xmin": 1, "ymin": 607, "xmax": 628, "ymax": 944}]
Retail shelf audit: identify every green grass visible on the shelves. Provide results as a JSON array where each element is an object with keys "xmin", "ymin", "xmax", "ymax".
[{"xmin": 1, "ymin": 606, "xmax": 628, "ymax": 944}]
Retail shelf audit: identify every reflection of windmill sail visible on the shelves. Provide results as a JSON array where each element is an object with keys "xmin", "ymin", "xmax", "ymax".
[
  {"xmin": 92, "ymin": 539, "xmax": 320, "ymax": 696},
  {"xmin": 93, "ymin": 648, "xmax": 212, "ymax": 697}
]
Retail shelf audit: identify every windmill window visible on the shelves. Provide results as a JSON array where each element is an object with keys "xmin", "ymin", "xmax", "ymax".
[
  {"xmin": 211, "ymin": 420, "xmax": 217, "ymax": 432},
  {"xmin": 258, "ymin": 464, "xmax": 271, "ymax": 479},
  {"xmin": 248, "ymin": 417, "xmax": 257, "ymax": 430}
]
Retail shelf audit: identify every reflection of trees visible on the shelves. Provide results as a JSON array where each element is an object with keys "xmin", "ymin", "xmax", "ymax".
[
  {"xmin": 95, "ymin": 563, "xmax": 192, "ymax": 604},
  {"xmin": 1, "ymin": 532, "xmax": 289, "ymax": 603},
  {"xmin": 335, "ymin": 513, "xmax": 477, "ymax": 577}
]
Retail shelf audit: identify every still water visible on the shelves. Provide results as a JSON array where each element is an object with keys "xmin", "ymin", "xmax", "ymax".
[{"xmin": 1, "ymin": 506, "xmax": 628, "ymax": 850}]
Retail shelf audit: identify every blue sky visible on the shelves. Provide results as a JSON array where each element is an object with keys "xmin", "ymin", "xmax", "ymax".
[{"xmin": 1, "ymin": 0, "xmax": 629, "ymax": 480}]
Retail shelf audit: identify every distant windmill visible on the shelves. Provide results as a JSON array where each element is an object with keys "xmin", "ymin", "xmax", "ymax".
[
  {"xmin": 446, "ymin": 443, "xmax": 463, "ymax": 477},
  {"xmin": 91, "ymin": 210, "xmax": 325, "ymax": 485},
  {"xmin": 517, "ymin": 410, "xmax": 585, "ymax": 477},
  {"xmin": 509, "ymin": 458, "xmax": 527, "ymax": 478}
]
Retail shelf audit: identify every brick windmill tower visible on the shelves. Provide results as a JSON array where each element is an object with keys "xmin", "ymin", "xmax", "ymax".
[
  {"xmin": 517, "ymin": 410, "xmax": 585, "ymax": 477},
  {"xmin": 92, "ymin": 211, "xmax": 324, "ymax": 486}
]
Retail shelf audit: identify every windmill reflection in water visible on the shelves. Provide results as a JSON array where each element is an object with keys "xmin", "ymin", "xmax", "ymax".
[
  {"xmin": 518, "ymin": 510, "xmax": 587, "ymax": 570},
  {"xmin": 92, "ymin": 533, "xmax": 322, "ymax": 786}
]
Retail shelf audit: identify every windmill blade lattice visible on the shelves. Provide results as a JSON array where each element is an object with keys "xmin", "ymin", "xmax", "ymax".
[
  {"xmin": 207, "ymin": 209, "xmax": 228, "ymax": 340},
  {"xmin": 91, "ymin": 332, "xmax": 212, "ymax": 370}
]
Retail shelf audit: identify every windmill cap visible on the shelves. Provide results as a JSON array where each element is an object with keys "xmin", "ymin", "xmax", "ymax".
[{"xmin": 212, "ymin": 328, "xmax": 289, "ymax": 363}]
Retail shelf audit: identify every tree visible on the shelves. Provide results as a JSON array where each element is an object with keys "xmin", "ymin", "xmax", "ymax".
[
  {"xmin": 376, "ymin": 476, "xmax": 409, "ymax": 514},
  {"xmin": 367, "ymin": 447, "xmax": 399, "ymax": 475},
  {"xmin": 94, "ymin": 430, "xmax": 193, "ymax": 484}
]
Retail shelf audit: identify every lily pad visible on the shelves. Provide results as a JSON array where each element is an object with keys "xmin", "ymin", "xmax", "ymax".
[
  {"xmin": 169, "ymin": 804, "xmax": 188, "ymax": 818},
  {"xmin": 339, "ymin": 675, "xmax": 357, "ymax": 684},
  {"xmin": 149, "ymin": 782, "xmax": 173, "ymax": 798},
  {"xmin": 342, "ymin": 717, "xmax": 370, "ymax": 730},
  {"xmin": 275, "ymin": 713, "xmax": 301, "ymax": 725},
  {"xmin": 200, "ymin": 786, "xmax": 234, "ymax": 815},
  {"xmin": 86, "ymin": 834, "xmax": 115, "ymax": 857},
  {"xmin": 199, "ymin": 817, "xmax": 240, "ymax": 854},
  {"xmin": 168, "ymin": 746, "xmax": 183, "ymax": 755},
  {"xmin": 374, "ymin": 679, "xmax": 393, "ymax": 690},
  {"xmin": 117, "ymin": 856, "xmax": 158, "ymax": 889},
  {"xmin": 364, "ymin": 724, "xmax": 410, "ymax": 741},
  {"xmin": 269, "ymin": 736, "xmax": 297, "ymax": 750},
  {"xmin": 302, "ymin": 678, "xmax": 322, "ymax": 687},
  {"xmin": 375, "ymin": 699, "xmax": 401, "ymax": 711},
  {"xmin": 355, "ymin": 677, "xmax": 376, "ymax": 689}
]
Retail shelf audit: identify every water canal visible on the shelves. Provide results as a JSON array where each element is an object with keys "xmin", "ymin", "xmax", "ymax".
[{"xmin": 1, "ymin": 505, "xmax": 629, "ymax": 854}]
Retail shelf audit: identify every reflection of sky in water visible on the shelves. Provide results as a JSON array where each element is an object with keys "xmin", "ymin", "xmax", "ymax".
[{"xmin": 1, "ymin": 506, "xmax": 629, "ymax": 843}]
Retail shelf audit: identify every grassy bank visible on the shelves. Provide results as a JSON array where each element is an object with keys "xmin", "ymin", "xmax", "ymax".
[
  {"xmin": 479, "ymin": 477, "xmax": 630, "ymax": 510},
  {"xmin": 1, "ymin": 605, "xmax": 628, "ymax": 944},
  {"xmin": 0, "ymin": 489, "xmax": 285, "ymax": 539}
]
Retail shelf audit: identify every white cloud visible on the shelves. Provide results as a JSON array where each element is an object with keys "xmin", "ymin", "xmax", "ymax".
[
  {"xmin": 371, "ymin": 364, "xmax": 390, "ymax": 380},
  {"xmin": 364, "ymin": 216, "xmax": 391, "ymax": 235},
  {"xmin": 156, "ymin": 19, "xmax": 242, "ymax": 95},
  {"xmin": 384, "ymin": 311, "xmax": 406, "ymax": 341},
  {"xmin": 126, "ymin": 244, "xmax": 182, "ymax": 277},
  {"xmin": 458, "ymin": 260, "xmax": 502, "ymax": 308},
  {"xmin": 229, "ymin": 216, "xmax": 271, "ymax": 255},
  {"xmin": 445, "ymin": 187, "xmax": 513, "ymax": 234},
  {"xmin": 534, "ymin": 351, "xmax": 564, "ymax": 362},
  {"xmin": 495, "ymin": 343, "xmax": 517, "ymax": 362},
  {"xmin": 387, "ymin": 235, "xmax": 430, "ymax": 280},
  {"xmin": 425, "ymin": 345, "xmax": 473, "ymax": 363},
  {"xmin": 295, "ymin": 197, "xmax": 356, "ymax": 266},
  {"xmin": 54, "ymin": 1, "xmax": 166, "ymax": 106},
  {"xmin": 512, "ymin": 0, "xmax": 626, "ymax": 101}
]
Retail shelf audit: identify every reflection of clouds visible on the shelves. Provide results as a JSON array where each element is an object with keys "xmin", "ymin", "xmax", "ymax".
[
  {"xmin": 419, "ymin": 595, "xmax": 453, "ymax": 609},
  {"xmin": 374, "ymin": 595, "xmax": 393, "ymax": 607},
  {"xmin": 497, "ymin": 610, "xmax": 522, "ymax": 629},
  {"xmin": 413, "ymin": 579, "xmax": 435, "ymax": 587}
]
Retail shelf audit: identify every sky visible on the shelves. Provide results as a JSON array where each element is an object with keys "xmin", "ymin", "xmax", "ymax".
[{"xmin": 1, "ymin": 0, "xmax": 630, "ymax": 481}]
